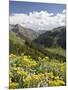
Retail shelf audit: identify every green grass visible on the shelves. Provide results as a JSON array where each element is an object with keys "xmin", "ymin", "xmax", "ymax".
[
  {"xmin": 9, "ymin": 31, "xmax": 25, "ymax": 45},
  {"xmin": 45, "ymin": 47, "xmax": 66, "ymax": 57}
]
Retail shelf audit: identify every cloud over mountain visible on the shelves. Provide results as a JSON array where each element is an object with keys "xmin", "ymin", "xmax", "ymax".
[{"xmin": 10, "ymin": 10, "xmax": 66, "ymax": 31}]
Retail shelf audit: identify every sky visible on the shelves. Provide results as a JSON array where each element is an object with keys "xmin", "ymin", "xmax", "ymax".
[{"xmin": 9, "ymin": 1, "xmax": 66, "ymax": 31}]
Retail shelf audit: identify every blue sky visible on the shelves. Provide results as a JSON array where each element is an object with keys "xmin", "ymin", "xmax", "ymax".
[
  {"xmin": 9, "ymin": 1, "xmax": 66, "ymax": 15},
  {"xmin": 9, "ymin": 1, "xmax": 66, "ymax": 30}
]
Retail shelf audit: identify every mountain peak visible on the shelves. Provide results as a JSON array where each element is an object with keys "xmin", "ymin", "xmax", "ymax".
[{"xmin": 9, "ymin": 24, "xmax": 39, "ymax": 41}]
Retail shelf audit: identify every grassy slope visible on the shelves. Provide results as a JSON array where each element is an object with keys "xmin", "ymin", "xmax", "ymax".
[
  {"xmin": 9, "ymin": 31, "xmax": 25, "ymax": 45},
  {"xmin": 45, "ymin": 47, "xmax": 66, "ymax": 57}
]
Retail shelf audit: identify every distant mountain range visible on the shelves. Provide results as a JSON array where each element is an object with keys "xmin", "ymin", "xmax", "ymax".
[{"xmin": 9, "ymin": 24, "xmax": 66, "ymax": 49}]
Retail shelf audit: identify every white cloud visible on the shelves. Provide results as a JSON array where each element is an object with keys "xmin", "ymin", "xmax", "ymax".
[
  {"xmin": 10, "ymin": 10, "xmax": 66, "ymax": 31},
  {"xmin": 62, "ymin": 9, "xmax": 66, "ymax": 14}
]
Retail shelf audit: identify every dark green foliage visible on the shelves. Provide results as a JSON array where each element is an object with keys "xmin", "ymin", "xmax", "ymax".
[
  {"xmin": 34, "ymin": 26, "xmax": 66, "ymax": 49},
  {"xmin": 9, "ymin": 39, "xmax": 25, "ymax": 55}
]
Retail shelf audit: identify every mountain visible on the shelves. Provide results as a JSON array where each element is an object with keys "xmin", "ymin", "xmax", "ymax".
[
  {"xmin": 36, "ymin": 30, "xmax": 46, "ymax": 35},
  {"xmin": 9, "ymin": 24, "xmax": 39, "ymax": 41},
  {"xmin": 9, "ymin": 25, "xmax": 66, "ymax": 61},
  {"xmin": 34, "ymin": 26, "xmax": 66, "ymax": 49}
]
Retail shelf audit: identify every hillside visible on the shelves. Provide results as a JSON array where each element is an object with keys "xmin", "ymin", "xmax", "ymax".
[
  {"xmin": 9, "ymin": 24, "xmax": 39, "ymax": 41},
  {"xmin": 9, "ymin": 30, "xmax": 45, "ymax": 58},
  {"xmin": 34, "ymin": 26, "xmax": 66, "ymax": 49}
]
